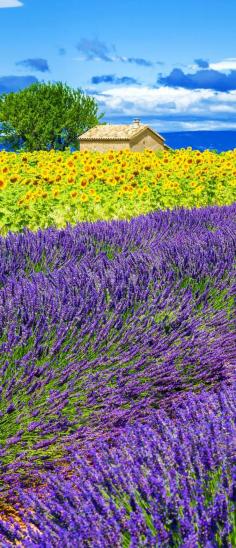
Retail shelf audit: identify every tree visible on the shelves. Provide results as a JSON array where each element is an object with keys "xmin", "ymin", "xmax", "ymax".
[{"xmin": 0, "ymin": 81, "xmax": 104, "ymax": 151}]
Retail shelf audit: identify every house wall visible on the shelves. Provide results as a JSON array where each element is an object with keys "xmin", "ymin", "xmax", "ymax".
[
  {"xmin": 79, "ymin": 128, "xmax": 166, "ymax": 152},
  {"xmin": 130, "ymin": 129, "xmax": 164, "ymax": 151},
  {"xmin": 79, "ymin": 140, "xmax": 130, "ymax": 152}
]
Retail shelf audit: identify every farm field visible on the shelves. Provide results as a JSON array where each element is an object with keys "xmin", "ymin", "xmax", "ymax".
[
  {"xmin": 0, "ymin": 148, "xmax": 236, "ymax": 233},
  {"xmin": 0, "ymin": 151, "xmax": 235, "ymax": 546}
]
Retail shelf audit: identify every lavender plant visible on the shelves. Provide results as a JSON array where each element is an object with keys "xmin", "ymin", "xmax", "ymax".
[
  {"xmin": 0, "ymin": 203, "xmax": 235, "ymax": 544},
  {"xmin": 1, "ymin": 388, "xmax": 236, "ymax": 546}
]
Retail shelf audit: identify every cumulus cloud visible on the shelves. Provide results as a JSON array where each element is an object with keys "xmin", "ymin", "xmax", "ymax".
[
  {"xmin": 91, "ymin": 74, "xmax": 139, "ymax": 85},
  {"xmin": 209, "ymin": 58, "xmax": 236, "ymax": 71},
  {"xmin": 16, "ymin": 58, "xmax": 50, "ymax": 73},
  {"xmin": 76, "ymin": 37, "xmax": 159, "ymax": 66},
  {"xmin": 190, "ymin": 58, "xmax": 236, "ymax": 72},
  {"xmin": 158, "ymin": 68, "xmax": 236, "ymax": 91},
  {"xmin": 171, "ymin": 120, "xmax": 236, "ymax": 131},
  {"xmin": 194, "ymin": 58, "xmax": 209, "ymax": 69},
  {"xmin": 92, "ymin": 85, "xmax": 213, "ymax": 115},
  {"xmin": 122, "ymin": 57, "xmax": 154, "ymax": 67},
  {"xmin": 88, "ymin": 84, "xmax": 236, "ymax": 131},
  {"xmin": 77, "ymin": 38, "xmax": 112, "ymax": 62},
  {"xmin": 0, "ymin": 0, "xmax": 23, "ymax": 7},
  {"xmin": 0, "ymin": 75, "xmax": 38, "ymax": 94}
]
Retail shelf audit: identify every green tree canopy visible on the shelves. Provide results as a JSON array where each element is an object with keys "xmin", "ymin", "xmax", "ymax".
[{"xmin": 0, "ymin": 81, "xmax": 104, "ymax": 151}]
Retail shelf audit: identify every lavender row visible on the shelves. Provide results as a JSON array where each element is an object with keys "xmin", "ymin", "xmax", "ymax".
[
  {"xmin": 0, "ymin": 204, "xmax": 235, "ymax": 490},
  {"xmin": 1, "ymin": 387, "xmax": 235, "ymax": 546},
  {"xmin": 0, "ymin": 203, "xmax": 236, "ymax": 286}
]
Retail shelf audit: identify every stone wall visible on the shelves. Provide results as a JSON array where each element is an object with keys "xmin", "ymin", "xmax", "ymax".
[
  {"xmin": 79, "ymin": 129, "xmax": 165, "ymax": 152},
  {"xmin": 80, "ymin": 141, "xmax": 130, "ymax": 152},
  {"xmin": 131, "ymin": 129, "xmax": 164, "ymax": 151}
]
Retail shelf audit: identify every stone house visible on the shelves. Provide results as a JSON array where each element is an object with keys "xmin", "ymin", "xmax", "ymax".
[{"xmin": 79, "ymin": 119, "xmax": 170, "ymax": 152}]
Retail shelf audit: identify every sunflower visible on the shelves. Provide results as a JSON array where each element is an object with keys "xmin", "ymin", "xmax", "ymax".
[
  {"xmin": 193, "ymin": 186, "xmax": 204, "ymax": 195},
  {"xmin": 10, "ymin": 175, "xmax": 19, "ymax": 183},
  {"xmin": 122, "ymin": 185, "xmax": 129, "ymax": 193},
  {"xmin": 53, "ymin": 189, "xmax": 60, "ymax": 198},
  {"xmin": 67, "ymin": 160, "xmax": 74, "ymax": 168},
  {"xmin": 80, "ymin": 193, "xmax": 88, "ymax": 203},
  {"xmin": 137, "ymin": 188, "xmax": 144, "ymax": 196},
  {"xmin": 107, "ymin": 177, "xmax": 117, "ymax": 186},
  {"xmin": 25, "ymin": 192, "xmax": 33, "ymax": 202}
]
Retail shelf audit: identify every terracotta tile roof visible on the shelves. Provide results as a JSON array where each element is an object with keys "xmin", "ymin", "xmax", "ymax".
[{"xmin": 79, "ymin": 123, "xmax": 165, "ymax": 142}]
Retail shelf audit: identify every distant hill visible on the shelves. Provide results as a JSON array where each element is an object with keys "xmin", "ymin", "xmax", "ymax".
[{"xmin": 161, "ymin": 130, "xmax": 236, "ymax": 152}]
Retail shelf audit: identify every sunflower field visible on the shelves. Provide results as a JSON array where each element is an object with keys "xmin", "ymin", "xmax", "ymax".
[
  {"xmin": 0, "ymin": 147, "xmax": 236, "ymax": 233},
  {"xmin": 0, "ymin": 148, "xmax": 235, "ymax": 547}
]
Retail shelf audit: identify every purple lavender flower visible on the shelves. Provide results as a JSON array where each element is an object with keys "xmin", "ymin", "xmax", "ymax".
[{"xmin": 0, "ymin": 203, "xmax": 235, "ymax": 544}]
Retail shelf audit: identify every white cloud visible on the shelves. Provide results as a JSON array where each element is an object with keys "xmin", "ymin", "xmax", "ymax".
[
  {"xmin": 140, "ymin": 119, "xmax": 236, "ymax": 132},
  {"xmin": 90, "ymin": 85, "xmax": 236, "ymax": 131},
  {"xmin": 209, "ymin": 58, "xmax": 236, "ymax": 71},
  {"xmin": 188, "ymin": 58, "xmax": 236, "ymax": 72},
  {"xmin": 94, "ymin": 86, "xmax": 213, "ymax": 115},
  {"xmin": 208, "ymin": 104, "xmax": 236, "ymax": 113},
  {"xmin": 0, "ymin": 0, "xmax": 23, "ymax": 7},
  {"xmin": 178, "ymin": 120, "xmax": 236, "ymax": 131}
]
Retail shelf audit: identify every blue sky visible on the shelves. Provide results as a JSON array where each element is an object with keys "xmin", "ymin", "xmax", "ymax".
[{"xmin": 1, "ymin": 0, "xmax": 236, "ymax": 130}]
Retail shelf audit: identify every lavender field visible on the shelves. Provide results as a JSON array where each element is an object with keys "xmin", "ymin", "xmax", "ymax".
[{"xmin": 0, "ymin": 204, "xmax": 235, "ymax": 546}]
